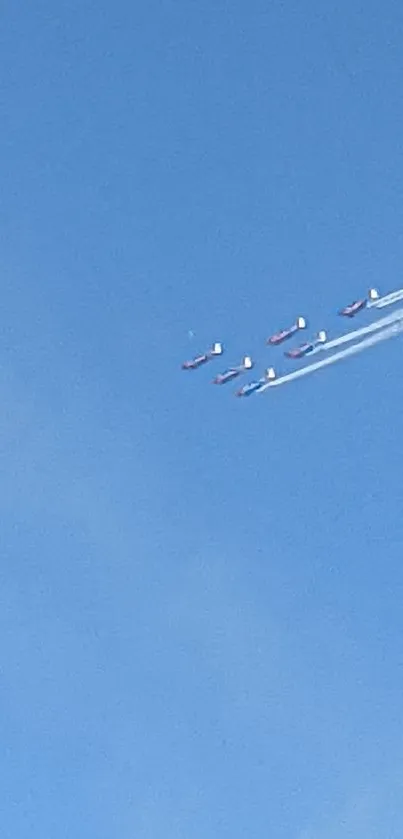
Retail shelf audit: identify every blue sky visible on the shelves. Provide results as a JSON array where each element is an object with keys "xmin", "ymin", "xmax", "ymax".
[{"xmin": 1, "ymin": 1, "xmax": 403, "ymax": 836}]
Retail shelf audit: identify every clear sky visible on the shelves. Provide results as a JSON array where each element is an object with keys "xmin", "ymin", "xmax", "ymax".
[{"xmin": 1, "ymin": 1, "xmax": 403, "ymax": 837}]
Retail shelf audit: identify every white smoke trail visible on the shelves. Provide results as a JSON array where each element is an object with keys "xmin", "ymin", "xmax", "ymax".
[
  {"xmin": 320, "ymin": 306, "xmax": 403, "ymax": 353},
  {"xmin": 371, "ymin": 288, "xmax": 403, "ymax": 309},
  {"xmin": 280, "ymin": 296, "xmax": 403, "ymax": 362},
  {"xmin": 260, "ymin": 320, "xmax": 403, "ymax": 391}
]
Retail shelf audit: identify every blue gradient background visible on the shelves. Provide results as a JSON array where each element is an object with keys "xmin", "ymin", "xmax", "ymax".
[{"xmin": 1, "ymin": 1, "xmax": 403, "ymax": 836}]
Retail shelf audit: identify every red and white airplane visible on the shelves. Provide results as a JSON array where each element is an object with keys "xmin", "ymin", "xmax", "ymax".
[
  {"xmin": 338, "ymin": 288, "xmax": 379, "ymax": 318},
  {"xmin": 285, "ymin": 331, "xmax": 327, "ymax": 359},
  {"xmin": 266, "ymin": 317, "xmax": 307, "ymax": 345},
  {"xmin": 213, "ymin": 356, "xmax": 253, "ymax": 385},
  {"xmin": 182, "ymin": 342, "xmax": 223, "ymax": 370}
]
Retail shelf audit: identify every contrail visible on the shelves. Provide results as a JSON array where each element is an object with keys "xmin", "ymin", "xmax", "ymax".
[
  {"xmin": 284, "ymin": 298, "xmax": 403, "ymax": 362},
  {"xmin": 260, "ymin": 319, "xmax": 403, "ymax": 390},
  {"xmin": 371, "ymin": 288, "xmax": 403, "ymax": 309},
  {"xmin": 320, "ymin": 305, "xmax": 403, "ymax": 353}
]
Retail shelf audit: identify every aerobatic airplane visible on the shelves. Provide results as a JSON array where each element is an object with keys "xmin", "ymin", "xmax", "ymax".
[
  {"xmin": 213, "ymin": 356, "xmax": 253, "ymax": 384},
  {"xmin": 182, "ymin": 342, "xmax": 223, "ymax": 370},
  {"xmin": 236, "ymin": 367, "xmax": 276, "ymax": 396},
  {"xmin": 266, "ymin": 317, "xmax": 306, "ymax": 345},
  {"xmin": 285, "ymin": 330, "xmax": 327, "ymax": 359},
  {"xmin": 338, "ymin": 289, "xmax": 379, "ymax": 318}
]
